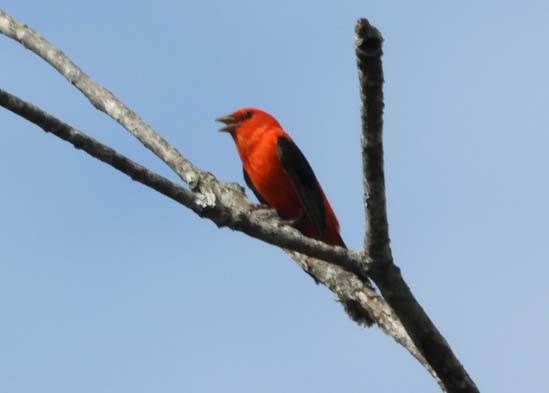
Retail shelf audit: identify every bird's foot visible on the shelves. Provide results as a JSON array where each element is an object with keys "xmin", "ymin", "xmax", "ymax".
[
  {"xmin": 249, "ymin": 203, "xmax": 271, "ymax": 211},
  {"xmin": 250, "ymin": 204, "xmax": 280, "ymax": 220},
  {"xmin": 276, "ymin": 209, "xmax": 305, "ymax": 227}
]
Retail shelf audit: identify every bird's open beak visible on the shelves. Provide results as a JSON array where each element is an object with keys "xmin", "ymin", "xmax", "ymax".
[{"xmin": 216, "ymin": 115, "xmax": 238, "ymax": 133}]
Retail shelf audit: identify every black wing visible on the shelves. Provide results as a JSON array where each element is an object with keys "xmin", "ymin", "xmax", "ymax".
[
  {"xmin": 243, "ymin": 167, "xmax": 269, "ymax": 205},
  {"xmin": 277, "ymin": 136, "xmax": 326, "ymax": 239}
]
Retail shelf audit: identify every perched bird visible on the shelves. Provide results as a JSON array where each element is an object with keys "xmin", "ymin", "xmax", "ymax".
[
  {"xmin": 218, "ymin": 108, "xmax": 375, "ymax": 326},
  {"xmin": 216, "ymin": 108, "xmax": 345, "ymax": 247}
]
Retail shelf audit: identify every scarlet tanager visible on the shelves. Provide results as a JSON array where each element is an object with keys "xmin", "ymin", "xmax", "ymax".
[
  {"xmin": 218, "ymin": 108, "xmax": 375, "ymax": 325},
  {"xmin": 217, "ymin": 108, "xmax": 346, "ymax": 247}
]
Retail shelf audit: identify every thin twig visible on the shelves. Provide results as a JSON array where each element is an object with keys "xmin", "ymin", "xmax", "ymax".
[{"xmin": 356, "ymin": 18, "xmax": 478, "ymax": 393}]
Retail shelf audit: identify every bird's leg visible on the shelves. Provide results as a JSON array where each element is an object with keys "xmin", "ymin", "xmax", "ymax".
[
  {"xmin": 250, "ymin": 205, "xmax": 305, "ymax": 227},
  {"xmin": 249, "ymin": 202, "xmax": 271, "ymax": 211},
  {"xmin": 278, "ymin": 208, "xmax": 305, "ymax": 227},
  {"xmin": 250, "ymin": 204, "xmax": 280, "ymax": 220}
]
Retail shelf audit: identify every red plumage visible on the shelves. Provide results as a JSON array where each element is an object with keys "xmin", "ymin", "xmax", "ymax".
[{"xmin": 217, "ymin": 108, "xmax": 345, "ymax": 247}]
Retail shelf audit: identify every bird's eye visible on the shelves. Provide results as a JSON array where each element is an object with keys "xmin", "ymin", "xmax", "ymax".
[{"xmin": 244, "ymin": 111, "xmax": 253, "ymax": 120}]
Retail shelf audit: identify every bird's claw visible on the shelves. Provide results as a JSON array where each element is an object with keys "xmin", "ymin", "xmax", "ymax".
[
  {"xmin": 279, "ymin": 209, "xmax": 305, "ymax": 226},
  {"xmin": 249, "ymin": 203, "xmax": 271, "ymax": 211},
  {"xmin": 250, "ymin": 205, "xmax": 304, "ymax": 227},
  {"xmin": 278, "ymin": 216, "xmax": 300, "ymax": 226},
  {"xmin": 250, "ymin": 205, "xmax": 280, "ymax": 220}
]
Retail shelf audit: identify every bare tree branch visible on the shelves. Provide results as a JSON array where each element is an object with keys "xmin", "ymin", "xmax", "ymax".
[
  {"xmin": 355, "ymin": 19, "xmax": 478, "ymax": 393},
  {"xmin": 0, "ymin": 10, "xmax": 383, "ymax": 282},
  {"xmin": 0, "ymin": 86, "xmax": 365, "ymax": 277},
  {"xmin": 0, "ymin": 87, "xmax": 438, "ymax": 380},
  {"xmin": 0, "ymin": 11, "xmax": 200, "ymax": 186},
  {"xmin": 0, "ymin": 9, "xmax": 478, "ymax": 391},
  {"xmin": 0, "ymin": 85, "xmax": 443, "ymax": 381},
  {"xmin": 355, "ymin": 20, "xmax": 392, "ymax": 263},
  {"xmin": 0, "ymin": 10, "xmax": 380, "ymax": 280},
  {"xmin": 0, "ymin": 88, "xmax": 199, "ymax": 207}
]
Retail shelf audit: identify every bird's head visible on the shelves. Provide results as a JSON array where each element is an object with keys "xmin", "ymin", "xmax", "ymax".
[{"xmin": 216, "ymin": 108, "xmax": 281, "ymax": 139}]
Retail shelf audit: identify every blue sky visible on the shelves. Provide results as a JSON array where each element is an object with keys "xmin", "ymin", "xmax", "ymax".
[{"xmin": 1, "ymin": 1, "xmax": 548, "ymax": 392}]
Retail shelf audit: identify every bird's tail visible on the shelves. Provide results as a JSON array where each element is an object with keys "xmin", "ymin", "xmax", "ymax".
[{"xmin": 331, "ymin": 232, "xmax": 376, "ymax": 327}]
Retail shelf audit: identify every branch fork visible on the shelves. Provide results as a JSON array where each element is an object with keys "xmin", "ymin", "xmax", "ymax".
[{"xmin": 0, "ymin": 10, "xmax": 478, "ymax": 392}]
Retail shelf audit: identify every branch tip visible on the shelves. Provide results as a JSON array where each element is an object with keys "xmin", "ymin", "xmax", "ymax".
[{"xmin": 355, "ymin": 18, "xmax": 383, "ymax": 56}]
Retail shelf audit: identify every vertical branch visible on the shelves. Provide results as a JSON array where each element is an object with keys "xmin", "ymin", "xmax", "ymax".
[
  {"xmin": 355, "ymin": 19, "xmax": 479, "ymax": 393},
  {"xmin": 355, "ymin": 19, "xmax": 392, "ymax": 262}
]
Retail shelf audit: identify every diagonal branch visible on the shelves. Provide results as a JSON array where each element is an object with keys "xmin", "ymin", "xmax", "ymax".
[
  {"xmin": 0, "ymin": 88, "xmax": 199, "ymax": 209},
  {"xmin": 0, "ymin": 10, "xmax": 202, "ymax": 188},
  {"xmin": 356, "ymin": 19, "xmax": 479, "ymax": 393},
  {"xmin": 0, "ymin": 87, "xmax": 365, "ymax": 277},
  {"xmin": 0, "ymin": 10, "xmax": 381, "ymax": 283},
  {"xmin": 0, "ymin": 88, "xmax": 439, "ymax": 380}
]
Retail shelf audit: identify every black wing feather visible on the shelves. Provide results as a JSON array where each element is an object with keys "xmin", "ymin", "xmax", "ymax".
[
  {"xmin": 243, "ymin": 167, "xmax": 269, "ymax": 205},
  {"xmin": 277, "ymin": 136, "xmax": 326, "ymax": 239}
]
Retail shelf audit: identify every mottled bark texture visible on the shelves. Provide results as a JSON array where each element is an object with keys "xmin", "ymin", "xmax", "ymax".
[
  {"xmin": 0, "ymin": 10, "xmax": 478, "ymax": 392},
  {"xmin": 355, "ymin": 19, "xmax": 478, "ymax": 393}
]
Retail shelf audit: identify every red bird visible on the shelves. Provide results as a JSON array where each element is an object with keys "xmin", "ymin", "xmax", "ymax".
[{"xmin": 217, "ymin": 108, "xmax": 346, "ymax": 247}]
